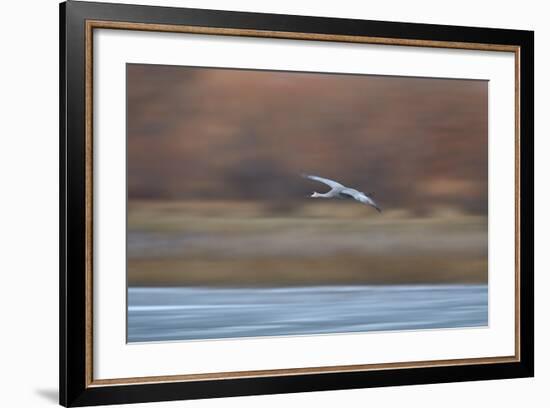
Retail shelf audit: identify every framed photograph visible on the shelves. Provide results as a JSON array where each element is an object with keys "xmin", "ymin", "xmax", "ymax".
[{"xmin": 60, "ymin": 1, "xmax": 534, "ymax": 406}]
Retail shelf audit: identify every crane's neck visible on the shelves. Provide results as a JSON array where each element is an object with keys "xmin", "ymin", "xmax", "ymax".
[{"xmin": 311, "ymin": 192, "xmax": 330, "ymax": 198}]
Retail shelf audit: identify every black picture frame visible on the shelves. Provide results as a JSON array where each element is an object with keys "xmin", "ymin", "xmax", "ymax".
[{"xmin": 60, "ymin": 1, "xmax": 534, "ymax": 406}]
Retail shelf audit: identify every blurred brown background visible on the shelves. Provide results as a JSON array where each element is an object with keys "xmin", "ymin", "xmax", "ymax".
[{"xmin": 127, "ymin": 64, "xmax": 488, "ymax": 286}]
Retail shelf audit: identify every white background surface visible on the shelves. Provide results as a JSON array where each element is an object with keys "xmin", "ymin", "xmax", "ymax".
[
  {"xmin": 0, "ymin": 0, "xmax": 546, "ymax": 407},
  {"xmin": 94, "ymin": 29, "xmax": 516, "ymax": 379}
]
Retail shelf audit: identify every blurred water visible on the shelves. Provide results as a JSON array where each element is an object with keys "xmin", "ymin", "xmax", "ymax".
[{"xmin": 127, "ymin": 285, "xmax": 488, "ymax": 342}]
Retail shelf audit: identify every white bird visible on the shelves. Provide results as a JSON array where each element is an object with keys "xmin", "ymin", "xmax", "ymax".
[{"xmin": 303, "ymin": 174, "xmax": 382, "ymax": 212}]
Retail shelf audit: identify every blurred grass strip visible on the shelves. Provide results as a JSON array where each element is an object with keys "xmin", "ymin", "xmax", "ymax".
[
  {"xmin": 128, "ymin": 256, "xmax": 487, "ymax": 286},
  {"xmin": 127, "ymin": 201, "xmax": 487, "ymax": 286}
]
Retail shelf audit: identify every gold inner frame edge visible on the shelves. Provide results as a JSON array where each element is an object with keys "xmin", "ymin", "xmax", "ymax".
[{"xmin": 84, "ymin": 19, "xmax": 521, "ymax": 388}]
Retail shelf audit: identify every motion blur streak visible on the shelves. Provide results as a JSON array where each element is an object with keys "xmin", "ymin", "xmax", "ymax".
[{"xmin": 128, "ymin": 285, "xmax": 488, "ymax": 342}]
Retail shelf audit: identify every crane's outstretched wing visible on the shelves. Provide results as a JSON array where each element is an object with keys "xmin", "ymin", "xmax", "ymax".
[
  {"xmin": 340, "ymin": 188, "xmax": 382, "ymax": 212},
  {"xmin": 303, "ymin": 174, "xmax": 344, "ymax": 189}
]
